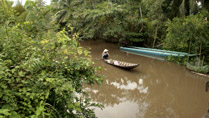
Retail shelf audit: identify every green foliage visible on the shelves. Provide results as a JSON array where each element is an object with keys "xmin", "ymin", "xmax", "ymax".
[
  {"xmin": 162, "ymin": 0, "xmax": 200, "ymax": 19},
  {"xmin": 13, "ymin": 0, "xmax": 25, "ymax": 15},
  {"xmin": 0, "ymin": 1, "xmax": 103, "ymax": 118},
  {"xmin": 0, "ymin": 24, "xmax": 103, "ymax": 118},
  {"xmin": 52, "ymin": 0, "xmax": 147, "ymax": 44},
  {"xmin": 164, "ymin": 12, "xmax": 209, "ymax": 68},
  {"xmin": 51, "ymin": 0, "xmax": 209, "ymax": 49},
  {"xmin": 70, "ymin": 1, "xmax": 127, "ymax": 40},
  {"xmin": 166, "ymin": 56, "xmax": 188, "ymax": 65},
  {"xmin": 0, "ymin": 0, "xmax": 16, "ymax": 24},
  {"xmin": 141, "ymin": 0, "xmax": 167, "ymax": 47},
  {"xmin": 164, "ymin": 13, "xmax": 209, "ymax": 53},
  {"xmin": 187, "ymin": 61, "xmax": 209, "ymax": 74}
]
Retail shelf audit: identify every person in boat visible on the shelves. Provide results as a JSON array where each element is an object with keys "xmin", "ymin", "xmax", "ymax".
[{"xmin": 102, "ymin": 49, "xmax": 110, "ymax": 60}]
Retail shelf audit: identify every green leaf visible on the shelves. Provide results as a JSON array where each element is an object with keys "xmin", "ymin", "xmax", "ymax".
[{"xmin": 0, "ymin": 109, "xmax": 10, "ymax": 116}]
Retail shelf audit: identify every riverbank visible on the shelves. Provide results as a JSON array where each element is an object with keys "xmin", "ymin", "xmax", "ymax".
[{"xmin": 191, "ymin": 71, "xmax": 209, "ymax": 78}]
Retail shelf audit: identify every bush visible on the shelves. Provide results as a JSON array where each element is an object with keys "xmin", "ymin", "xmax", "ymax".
[{"xmin": 0, "ymin": 20, "xmax": 103, "ymax": 118}]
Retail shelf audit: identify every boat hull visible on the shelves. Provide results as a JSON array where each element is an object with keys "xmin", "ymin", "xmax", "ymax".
[
  {"xmin": 104, "ymin": 59, "xmax": 139, "ymax": 69},
  {"xmin": 120, "ymin": 47, "xmax": 197, "ymax": 58}
]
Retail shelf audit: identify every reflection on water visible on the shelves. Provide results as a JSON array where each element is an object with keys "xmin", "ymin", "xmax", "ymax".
[
  {"xmin": 95, "ymin": 101, "xmax": 148, "ymax": 118},
  {"xmin": 81, "ymin": 40, "xmax": 209, "ymax": 118},
  {"xmin": 110, "ymin": 78, "xmax": 148, "ymax": 94}
]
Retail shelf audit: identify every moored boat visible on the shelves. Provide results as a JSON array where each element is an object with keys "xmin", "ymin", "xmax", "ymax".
[
  {"xmin": 120, "ymin": 46, "xmax": 197, "ymax": 58},
  {"xmin": 104, "ymin": 59, "xmax": 139, "ymax": 69}
]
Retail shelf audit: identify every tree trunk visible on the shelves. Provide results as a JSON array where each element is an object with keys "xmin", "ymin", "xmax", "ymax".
[
  {"xmin": 188, "ymin": 37, "xmax": 192, "ymax": 53},
  {"xmin": 139, "ymin": 4, "xmax": 144, "ymax": 32},
  {"xmin": 5, "ymin": 23, "xmax": 9, "ymax": 39},
  {"xmin": 201, "ymin": 56, "xmax": 204, "ymax": 67},
  {"xmin": 198, "ymin": 42, "xmax": 202, "ymax": 67},
  {"xmin": 152, "ymin": 23, "xmax": 159, "ymax": 48},
  {"xmin": 187, "ymin": 37, "xmax": 192, "ymax": 62}
]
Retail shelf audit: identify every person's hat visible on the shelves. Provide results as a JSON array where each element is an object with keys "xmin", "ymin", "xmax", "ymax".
[{"xmin": 103, "ymin": 49, "xmax": 108, "ymax": 52}]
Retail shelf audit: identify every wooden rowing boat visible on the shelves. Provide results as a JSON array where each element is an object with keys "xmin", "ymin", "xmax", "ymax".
[{"xmin": 104, "ymin": 59, "xmax": 139, "ymax": 69}]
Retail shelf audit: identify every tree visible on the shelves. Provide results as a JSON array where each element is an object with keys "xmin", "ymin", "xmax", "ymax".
[
  {"xmin": 53, "ymin": 0, "xmax": 72, "ymax": 24},
  {"xmin": 52, "ymin": 0, "xmax": 148, "ymax": 44},
  {"xmin": 161, "ymin": 0, "xmax": 209, "ymax": 19},
  {"xmin": 163, "ymin": 12, "xmax": 209, "ymax": 62},
  {"xmin": 0, "ymin": 0, "xmax": 16, "ymax": 23},
  {"xmin": 142, "ymin": 0, "xmax": 167, "ymax": 48}
]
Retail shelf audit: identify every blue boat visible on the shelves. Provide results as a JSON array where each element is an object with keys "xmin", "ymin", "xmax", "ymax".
[{"xmin": 120, "ymin": 46, "xmax": 197, "ymax": 60}]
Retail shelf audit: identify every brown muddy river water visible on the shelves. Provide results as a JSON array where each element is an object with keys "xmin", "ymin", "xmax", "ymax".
[{"xmin": 80, "ymin": 40, "xmax": 209, "ymax": 118}]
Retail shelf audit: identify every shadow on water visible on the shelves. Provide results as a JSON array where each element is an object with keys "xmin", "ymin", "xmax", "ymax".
[{"xmin": 80, "ymin": 40, "xmax": 209, "ymax": 118}]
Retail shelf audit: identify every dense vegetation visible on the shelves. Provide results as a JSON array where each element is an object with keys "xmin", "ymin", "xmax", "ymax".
[
  {"xmin": 52, "ymin": 0, "xmax": 209, "ymax": 66},
  {"xmin": 0, "ymin": 0, "xmax": 103, "ymax": 117},
  {"xmin": 0, "ymin": 0, "xmax": 209, "ymax": 117}
]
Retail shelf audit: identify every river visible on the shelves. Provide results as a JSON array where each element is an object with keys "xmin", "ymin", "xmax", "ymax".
[{"xmin": 80, "ymin": 40, "xmax": 209, "ymax": 118}]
